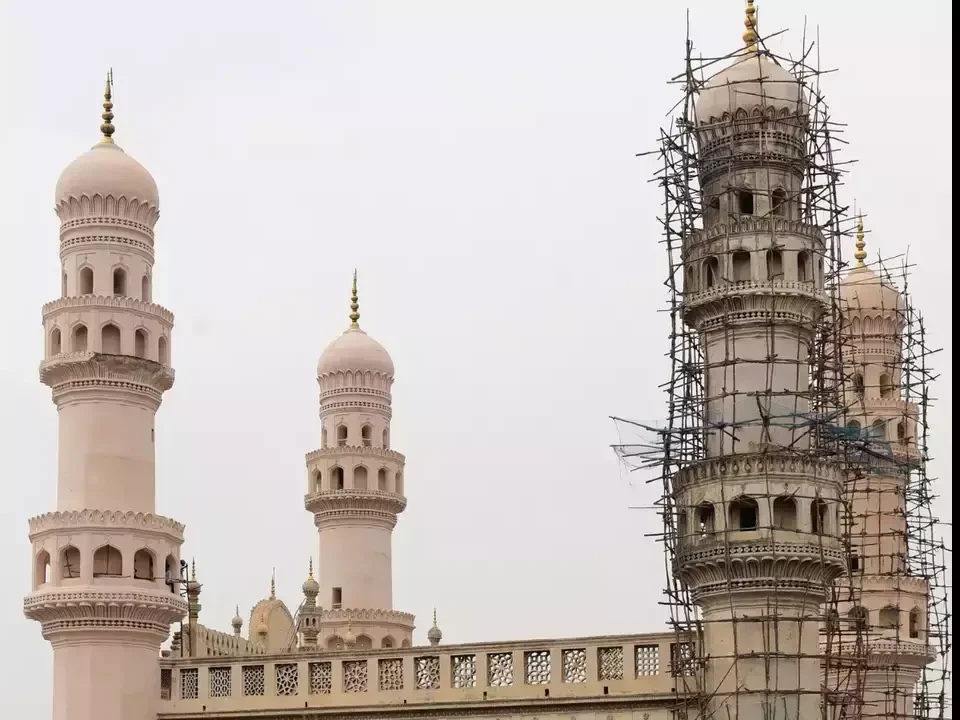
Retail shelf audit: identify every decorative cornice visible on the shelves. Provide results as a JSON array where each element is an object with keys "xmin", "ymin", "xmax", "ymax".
[
  {"xmin": 24, "ymin": 588, "xmax": 186, "ymax": 640},
  {"xmin": 320, "ymin": 607, "xmax": 416, "ymax": 627},
  {"xmin": 56, "ymin": 194, "xmax": 159, "ymax": 231},
  {"xmin": 28, "ymin": 510, "xmax": 185, "ymax": 543},
  {"xmin": 683, "ymin": 282, "xmax": 827, "ymax": 329},
  {"xmin": 675, "ymin": 451, "xmax": 843, "ymax": 491},
  {"xmin": 60, "ymin": 233, "xmax": 155, "ymax": 260},
  {"xmin": 825, "ymin": 639, "xmax": 937, "ymax": 665},
  {"xmin": 40, "ymin": 352, "xmax": 174, "ymax": 400},
  {"xmin": 320, "ymin": 399, "xmax": 393, "ymax": 416},
  {"xmin": 43, "ymin": 295, "xmax": 175, "ymax": 325},
  {"xmin": 305, "ymin": 489, "xmax": 407, "ymax": 525},
  {"xmin": 320, "ymin": 385, "xmax": 392, "ymax": 401},
  {"xmin": 691, "ymin": 216, "xmax": 825, "ymax": 244},
  {"xmin": 676, "ymin": 539, "xmax": 846, "ymax": 598},
  {"xmin": 305, "ymin": 445, "xmax": 406, "ymax": 466}
]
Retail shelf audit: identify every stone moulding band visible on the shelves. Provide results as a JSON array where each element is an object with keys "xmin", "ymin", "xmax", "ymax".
[
  {"xmin": 305, "ymin": 445, "xmax": 406, "ymax": 464},
  {"xmin": 674, "ymin": 451, "xmax": 843, "ymax": 488},
  {"xmin": 43, "ymin": 294, "xmax": 175, "ymax": 325},
  {"xmin": 24, "ymin": 588, "xmax": 187, "ymax": 637},
  {"xmin": 28, "ymin": 509, "xmax": 185, "ymax": 543},
  {"xmin": 59, "ymin": 233, "xmax": 155, "ymax": 261},
  {"xmin": 40, "ymin": 353, "xmax": 175, "ymax": 398}
]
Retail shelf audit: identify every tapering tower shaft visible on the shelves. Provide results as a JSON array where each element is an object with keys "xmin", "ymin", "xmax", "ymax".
[{"xmin": 24, "ymin": 81, "xmax": 186, "ymax": 720}]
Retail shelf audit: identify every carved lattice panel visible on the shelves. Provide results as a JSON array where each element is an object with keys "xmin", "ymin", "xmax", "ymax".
[
  {"xmin": 670, "ymin": 642, "xmax": 697, "ymax": 677},
  {"xmin": 598, "ymin": 646, "xmax": 624, "ymax": 680},
  {"xmin": 309, "ymin": 662, "xmax": 332, "ymax": 695},
  {"xmin": 635, "ymin": 644, "xmax": 660, "ymax": 676},
  {"xmin": 209, "ymin": 667, "xmax": 232, "ymax": 697},
  {"xmin": 242, "ymin": 665, "xmax": 265, "ymax": 696},
  {"xmin": 524, "ymin": 650, "xmax": 551, "ymax": 684},
  {"xmin": 160, "ymin": 669, "xmax": 172, "ymax": 700},
  {"xmin": 275, "ymin": 663, "xmax": 299, "ymax": 696},
  {"xmin": 415, "ymin": 656, "xmax": 441, "ymax": 690},
  {"xmin": 378, "ymin": 658, "xmax": 403, "ymax": 691},
  {"xmin": 451, "ymin": 654, "xmax": 477, "ymax": 688},
  {"xmin": 487, "ymin": 652, "xmax": 514, "ymax": 687},
  {"xmin": 562, "ymin": 648, "xmax": 587, "ymax": 683},
  {"xmin": 180, "ymin": 668, "xmax": 198, "ymax": 700},
  {"xmin": 343, "ymin": 660, "xmax": 368, "ymax": 693}
]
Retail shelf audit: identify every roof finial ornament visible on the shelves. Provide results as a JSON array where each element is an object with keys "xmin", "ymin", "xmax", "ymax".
[
  {"xmin": 854, "ymin": 214, "xmax": 867, "ymax": 267},
  {"xmin": 270, "ymin": 568, "xmax": 276, "ymax": 599},
  {"xmin": 742, "ymin": 1, "xmax": 758, "ymax": 53},
  {"xmin": 100, "ymin": 69, "xmax": 115, "ymax": 143},
  {"xmin": 308, "ymin": 557, "xmax": 314, "ymax": 580},
  {"xmin": 191, "ymin": 558, "xmax": 196, "ymax": 581},
  {"xmin": 349, "ymin": 270, "xmax": 360, "ymax": 328}
]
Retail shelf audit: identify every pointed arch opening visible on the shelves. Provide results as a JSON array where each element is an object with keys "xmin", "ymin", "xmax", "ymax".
[
  {"xmin": 771, "ymin": 188, "xmax": 787, "ymax": 217},
  {"xmin": 135, "ymin": 329, "xmax": 147, "ymax": 358},
  {"xmin": 60, "ymin": 545, "xmax": 81, "ymax": 579},
  {"xmin": 897, "ymin": 421, "xmax": 907, "ymax": 441},
  {"xmin": 113, "ymin": 267, "xmax": 127, "ymax": 296},
  {"xmin": 825, "ymin": 609, "xmax": 840, "ymax": 635},
  {"xmin": 321, "ymin": 427, "xmax": 328, "ymax": 449},
  {"xmin": 849, "ymin": 606, "xmax": 868, "ymax": 632},
  {"xmin": 336, "ymin": 425, "xmax": 348, "ymax": 447},
  {"xmin": 361, "ymin": 424, "xmax": 373, "ymax": 447},
  {"xmin": 79, "ymin": 267, "xmax": 94, "ymax": 295},
  {"xmin": 767, "ymin": 250, "xmax": 783, "ymax": 279},
  {"xmin": 101, "ymin": 323, "xmax": 121, "ymax": 354},
  {"xmin": 326, "ymin": 635, "xmax": 344, "ymax": 650},
  {"xmin": 158, "ymin": 336, "xmax": 168, "ymax": 364},
  {"xmin": 853, "ymin": 373, "xmax": 865, "ymax": 394},
  {"xmin": 732, "ymin": 251, "xmax": 751, "ymax": 282},
  {"xmin": 50, "ymin": 328, "xmax": 62, "ymax": 356},
  {"xmin": 354, "ymin": 465, "xmax": 368, "ymax": 490},
  {"xmin": 378, "ymin": 468, "xmax": 387, "ymax": 491},
  {"xmin": 811, "ymin": 498, "xmax": 829, "ymax": 534},
  {"xmin": 165, "ymin": 555, "xmax": 178, "ymax": 594},
  {"xmin": 909, "ymin": 608, "xmax": 921, "ymax": 638},
  {"xmin": 382, "ymin": 636, "xmax": 395, "ymax": 649},
  {"xmin": 737, "ymin": 188, "xmax": 754, "ymax": 215},
  {"xmin": 704, "ymin": 256, "xmax": 720, "ymax": 288},
  {"xmin": 332, "ymin": 466, "xmax": 345, "ymax": 491},
  {"xmin": 878, "ymin": 606, "xmax": 899, "ymax": 630},
  {"xmin": 696, "ymin": 503, "xmax": 715, "ymax": 537},
  {"xmin": 134, "ymin": 549, "xmax": 155, "ymax": 581},
  {"xmin": 62, "ymin": 272, "xmax": 68, "ymax": 297},
  {"xmin": 313, "ymin": 469, "xmax": 322, "ymax": 493},
  {"xmin": 871, "ymin": 419, "xmax": 887, "ymax": 441},
  {"xmin": 773, "ymin": 496, "xmax": 798, "ymax": 530},
  {"xmin": 797, "ymin": 251, "xmax": 811, "ymax": 282},
  {"xmin": 355, "ymin": 634, "xmax": 373, "ymax": 650},
  {"xmin": 678, "ymin": 510, "xmax": 688, "ymax": 544},
  {"xmin": 72, "ymin": 324, "xmax": 88, "ymax": 352},
  {"xmin": 141, "ymin": 274, "xmax": 151, "ymax": 302},
  {"xmin": 35, "ymin": 550, "xmax": 51, "ymax": 588},
  {"xmin": 382, "ymin": 428, "xmax": 390, "ymax": 449},
  {"xmin": 93, "ymin": 544, "xmax": 123, "ymax": 578},
  {"xmin": 729, "ymin": 496, "xmax": 759, "ymax": 530},
  {"xmin": 880, "ymin": 373, "xmax": 894, "ymax": 398}
]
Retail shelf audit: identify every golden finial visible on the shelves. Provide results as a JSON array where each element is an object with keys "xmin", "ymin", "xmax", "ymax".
[
  {"xmin": 854, "ymin": 215, "xmax": 867, "ymax": 267},
  {"xmin": 190, "ymin": 558, "xmax": 196, "ymax": 581},
  {"xmin": 270, "ymin": 568, "xmax": 276, "ymax": 599},
  {"xmin": 349, "ymin": 270, "xmax": 360, "ymax": 328},
  {"xmin": 742, "ymin": 1, "xmax": 758, "ymax": 52},
  {"xmin": 308, "ymin": 557, "xmax": 314, "ymax": 580},
  {"xmin": 100, "ymin": 69, "xmax": 115, "ymax": 143}
]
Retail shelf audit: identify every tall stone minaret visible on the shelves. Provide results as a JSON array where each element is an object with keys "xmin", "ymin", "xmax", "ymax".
[
  {"xmin": 831, "ymin": 219, "xmax": 934, "ymax": 720},
  {"xmin": 672, "ymin": 5, "xmax": 845, "ymax": 720},
  {"xmin": 304, "ymin": 273, "xmax": 414, "ymax": 649},
  {"xmin": 24, "ymin": 76, "xmax": 186, "ymax": 720}
]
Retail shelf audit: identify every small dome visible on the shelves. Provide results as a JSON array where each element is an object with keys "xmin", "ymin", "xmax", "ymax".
[
  {"xmin": 343, "ymin": 623, "xmax": 356, "ymax": 646},
  {"xmin": 231, "ymin": 607, "xmax": 244, "ymax": 629},
  {"xmin": 317, "ymin": 327, "xmax": 394, "ymax": 378},
  {"xmin": 55, "ymin": 142, "xmax": 159, "ymax": 210},
  {"xmin": 839, "ymin": 265, "xmax": 902, "ymax": 315},
  {"xmin": 696, "ymin": 53, "xmax": 805, "ymax": 124}
]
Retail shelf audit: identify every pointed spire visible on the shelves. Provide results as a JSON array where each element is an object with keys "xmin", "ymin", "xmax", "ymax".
[
  {"xmin": 854, "ymin": 215, "xmax": 867, "ymax": 267},
  {"xmin": 433, "ymin": 608, "xmax": 437, "ymax": 626},
  {"xmin": 190, "ymin": 558, "xmax": 196, "ymax": 581},
  {"xmin": 349, "ymin": 270, "xmax": 360, "ymax": 328},
  {"xmin": 308, "ymin": 557, "xmax": 314, "ymax": 580},
  {"xmin": 100, "ymin": 69, "xmax": 115, "ymax": 143},
  {"xmin": 270, "ymin": 568, "xmax": 276, "ymax": 599},
  {"xmin": 742, "ymin": 1, "xmax": 758, "ymax": 53}
]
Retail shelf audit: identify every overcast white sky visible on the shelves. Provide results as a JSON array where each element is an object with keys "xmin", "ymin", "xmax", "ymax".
[{"xmin": 0, "ymin": 1, "xmax": 951, "ymax": 715}]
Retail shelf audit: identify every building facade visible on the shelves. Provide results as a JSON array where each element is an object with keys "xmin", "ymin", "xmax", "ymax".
[{"xmin": 23, "ymin": 5, "xmax": 943, "ymax": 720}]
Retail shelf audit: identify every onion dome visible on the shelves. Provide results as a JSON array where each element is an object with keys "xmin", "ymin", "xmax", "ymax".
[
  {"xmin": 343, "ymin": 621, "xmax": 357, "ymax": 647},
  {"xmin": 427, "ymin": 608, "xmax": 442, "ymax": 646},
  {"xmin": 55, "ymin": 72, "xmax": 159, "ymax": 212},
  {"xmin": 231, "ymin": 606, "xmax": 244, "ymax": 635},
  {"xmin": 695, "ymin": 1, "xmax": 806, "ymax": 124},
  {"xmin": 302, "ymin": 558, "xmax": 320, "ymax": 598},
  {"xmin": 839, "ymin": 216, "xmax": 903, "ymax": 316},
  {"xmin": 316, "ymin": 271, "xmax": 395, "ymax": 378}
]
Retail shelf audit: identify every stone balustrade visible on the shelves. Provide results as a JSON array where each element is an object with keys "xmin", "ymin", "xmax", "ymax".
[{"xmin": 158, "ymin": 632, "xmax": 690, "ymax": 715}]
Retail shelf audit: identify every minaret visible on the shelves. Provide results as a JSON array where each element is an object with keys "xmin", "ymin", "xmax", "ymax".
[
  {"xmin": 23, "ymin": 75, "xmax": 186, "ymax": 720},
  {"xmin": 833, "ymin": 219, "xmax": 934, "ymax": 720},
  {"xmin": 673, "ymin": 6, "xmax": 845, "ymax": 720},
  {"xmin": 304, "ymin": 273, "xmax": 414, "ymax": 649}
]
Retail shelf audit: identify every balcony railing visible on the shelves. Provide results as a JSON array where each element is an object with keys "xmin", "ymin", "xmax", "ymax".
[{"xmin": 158, "ymin": 633, "xmax": 688, "ymax": 715}]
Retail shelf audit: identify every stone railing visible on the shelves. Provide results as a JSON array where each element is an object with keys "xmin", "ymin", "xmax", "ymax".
[
  {"xmin": 42, "ymin": 294, "xmax": 175, "ymax": 324},
  {"xmin": 158, "ymin": 632, "xmax": 688, "ymax": 715},
  {"xmin": 182, "ymin": 623, "xmax": 265, "ymax": 658},
  {"xmin": 28, "ymin": 509, "xmax": 185, "ymax": 542},
  {"xmin": 305, "ymin": 445, "xmax": 406, "ymax": 464}
]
